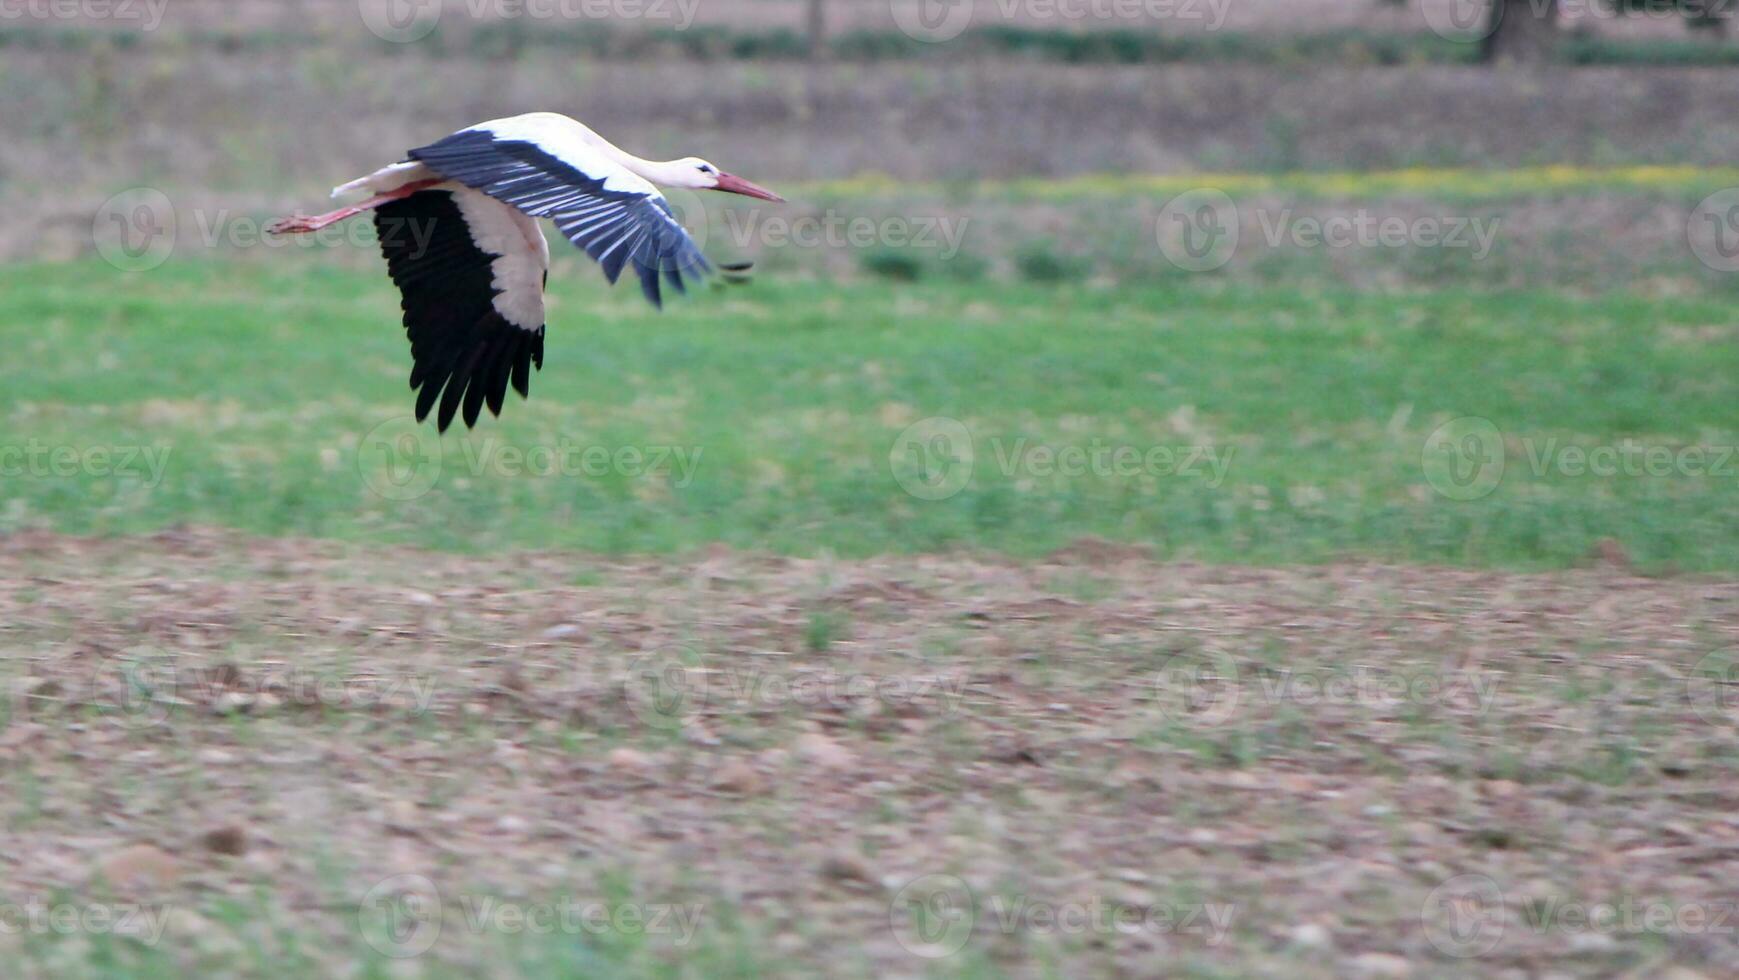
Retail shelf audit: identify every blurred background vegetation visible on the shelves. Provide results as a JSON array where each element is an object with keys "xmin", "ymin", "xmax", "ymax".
[{"xmin": 4, "ymin": 0, "xmax": 1738, "ymax": 292}]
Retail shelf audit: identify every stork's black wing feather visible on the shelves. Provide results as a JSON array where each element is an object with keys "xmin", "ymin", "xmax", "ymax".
[{"xmin": 375, "ymin": 190, "xmax": 544, "ymax": 432}]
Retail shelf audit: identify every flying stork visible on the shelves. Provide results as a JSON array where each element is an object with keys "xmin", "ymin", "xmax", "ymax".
[{"xmin": 268, "ymin": 112, "xmax": 784, "ymax": 432}]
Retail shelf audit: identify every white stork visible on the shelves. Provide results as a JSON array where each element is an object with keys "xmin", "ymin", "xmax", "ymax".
[{"xmin": 268, "ymin": 112, "xmax": 784, "ymax": 432}]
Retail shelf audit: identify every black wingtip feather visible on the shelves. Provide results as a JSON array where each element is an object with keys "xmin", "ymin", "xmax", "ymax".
[
  {"xmin": 462, "ymin": 373, "xmax": 488, "ymax": 430},
  {"xmin": 511, "ymin": 349, "xmax": 531, "ymax": 398},
  {"xmin": 599, "ymin": 246, "xmax": 627, "ymax": 285},
  {"xmin": 484, "ymin": 334, "xmax": 515, "ymax": 417},
  {"xmin": 415, "ymin": 375, "xmax": 441, "ymax": 423}
]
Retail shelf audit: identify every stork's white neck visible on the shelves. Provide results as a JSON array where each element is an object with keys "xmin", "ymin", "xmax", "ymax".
[
  {"xmin": 572, "ymin": 127, "xmax": 706, "ymax": 189},
  {"xmin": 552, "ymin": 116, "xmax": 658, "ymax": 178}
]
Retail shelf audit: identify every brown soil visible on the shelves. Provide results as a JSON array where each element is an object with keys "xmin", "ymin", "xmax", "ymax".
[{"xmin": 2, "ymin": 528, "xmax": 1736, "ymax": 975}]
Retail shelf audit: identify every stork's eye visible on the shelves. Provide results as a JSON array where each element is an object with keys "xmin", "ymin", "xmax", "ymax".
[{"xmin": 697, "ymin": 164, "xmax": 714, "ymax": 174}]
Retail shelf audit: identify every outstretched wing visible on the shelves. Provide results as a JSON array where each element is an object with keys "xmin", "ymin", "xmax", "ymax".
[
  {"xmin": 374, "ymin": 185, "xmax": 548, "ymax": 433},
  {"xmin": 407, "ymin": 120, "xmax": 710, "ymax": 308}
]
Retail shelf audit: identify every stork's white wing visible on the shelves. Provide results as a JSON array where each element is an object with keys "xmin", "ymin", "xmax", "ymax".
[{"xmin": 407, "ymin": 119, "xmax": 710, "ymax": 308}]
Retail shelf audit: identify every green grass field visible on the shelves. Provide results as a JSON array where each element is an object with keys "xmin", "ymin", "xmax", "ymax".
[
  {"xmin": 6, "ymin": 258, "xmax": 1738, "ymax": 570},
  {"xmin": 7, "ymin": 224, "xmax": 1739, "ymax": 977}
]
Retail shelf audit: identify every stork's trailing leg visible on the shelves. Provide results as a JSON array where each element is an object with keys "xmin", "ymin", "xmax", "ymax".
[{"xmin": 267, "ymin": 178, "xmax": 443, "ymax": 236}]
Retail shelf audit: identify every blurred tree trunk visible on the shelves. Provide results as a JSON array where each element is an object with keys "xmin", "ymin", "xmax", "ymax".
[
  {"xmin": 807, "ymin": 0, "xmax": 826, "ymax": 59},
  {"xmin": 1481, "ymin": 0, "xmax": 1560, "ymax": 63}
]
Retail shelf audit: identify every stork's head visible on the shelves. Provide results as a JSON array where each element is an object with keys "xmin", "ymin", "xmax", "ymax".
[{"xmin": 668, "ymin": 157, "xmax": 785, "ymax": 202}]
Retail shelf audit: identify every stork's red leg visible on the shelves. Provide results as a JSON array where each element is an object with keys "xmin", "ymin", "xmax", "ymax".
[{"xmin": 267, "ymin": 179, "xmax": 443, "ymax": 236}]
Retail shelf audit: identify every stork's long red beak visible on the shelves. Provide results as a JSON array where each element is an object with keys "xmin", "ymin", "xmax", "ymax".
[{"xmin": 713, "ymin": 172, "xmax": 785, "ymax": 202}]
